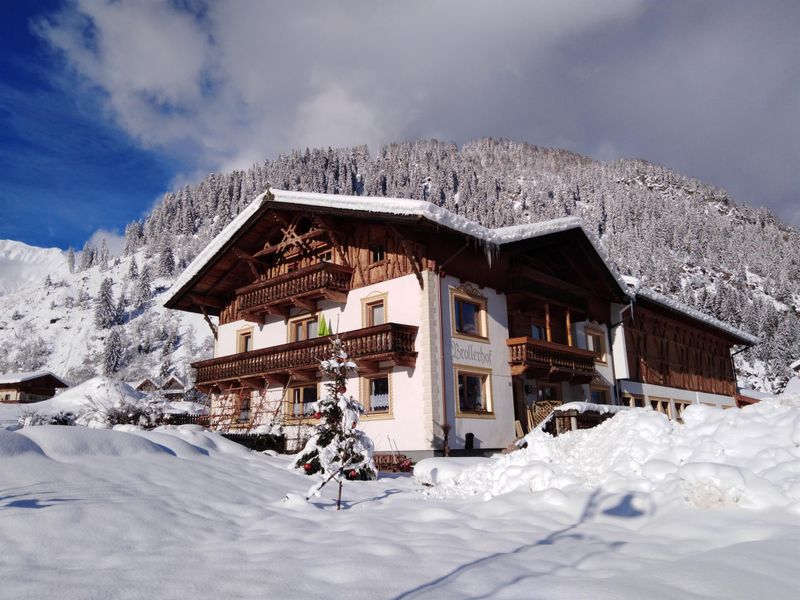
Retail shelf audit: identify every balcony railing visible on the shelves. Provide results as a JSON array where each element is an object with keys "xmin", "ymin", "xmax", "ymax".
[
  {"xmin": 507, "ymin": 337, "xmax": 597, "ymax": 383},
  {"xmin": 236, "ymin": 261, "xmax": 353, "ymax": 319},
  {"xmin": 193, "ymin": 323, "xmax": 418, "ymax": 386}
]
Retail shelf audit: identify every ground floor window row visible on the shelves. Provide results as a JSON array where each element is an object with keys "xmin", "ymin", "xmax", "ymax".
[
  {"xmin": 624, "ymin": 394, "xmax": 696, "ymax": 421},
  {"xmin": 284, "ymin": 373, "xmax": 394, "ymax": 420}
]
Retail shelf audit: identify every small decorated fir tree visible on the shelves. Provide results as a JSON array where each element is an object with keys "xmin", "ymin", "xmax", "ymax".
[{"xmin": 294, "ymin": 337, "xmax": 377, "ymax": 508}]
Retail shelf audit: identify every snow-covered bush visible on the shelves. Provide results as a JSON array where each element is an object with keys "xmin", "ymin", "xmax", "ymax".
[
  {"xmin": 84, "ymin": 392, "xmax": 166, "ymax": 429},
  {"xmin": 294, "ymin": 337, "xmax": 377, "ymax": 508},
  {"xmin": 18, "ymin": 409, "xmax": 77, "ymax": 427}
]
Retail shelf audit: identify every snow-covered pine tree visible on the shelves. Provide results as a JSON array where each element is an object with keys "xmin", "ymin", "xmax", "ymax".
[
  {"xmin": 128, "ymin": 256, "xmax": 139, "ymax": 279},
  {"xmin": 66, "ymin": 247, "xmax": 75, "ymax": 273},
  {"xmin": 294, "ymin": 337, "xmax": 377, "ymax": 509},
  {"xmin": 79, "ymin": 241, "xmax": 95, "ymax": 271},
  {"xmin": 159, "ymin": 245, "xmax": 175, "ymax": 277},
  {"xmin": 102, "ymin": 327, "xmax": 125, "ymax": 376},
  {"xmin": 94, "ymin": 278, "xmax": 116, "ymax": 329},
  {"xmin": 134, "ymin": 266, "xmax": 152, "ymax": 309},
  {"xmin": 99, "ymin": 239, "xmax": 110, "ymax": 271}
]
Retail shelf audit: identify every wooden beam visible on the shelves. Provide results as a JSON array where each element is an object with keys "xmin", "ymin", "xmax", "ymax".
[
  {"xmin": 240, "ymin": 377, "xmax": 265, "ymax": 390},
  {"xmin": 566, "ymin": 308, "xmax": 573, "ymax": 347},
  {"xmin": 545, "ymin": 303, "xmax": 552, "ymax": 342},
  {"xmin": 388, "ymin": 225, "xmax": 424, "ymax": 289},
  {"xmin": 321, "ymin": 289, "xmax": 347, "ymax": 304},
  {"xmin": 516, "ymin": 266, "xmax": 592, "ymax": 299},
  {"xmin": 253, "ymin": 228, "xmax": 328, "ymax": 258},
  {"xmin": 199, "ymin": 305, "xmax": 218, "ymax": 340},
  {"xmin": 264, "ymin": 373, "xmax": 290, "ymax": 387},
  {"xmin": 293, "ymin": 297, "xmax": 317, "ymax": 313},
  {"xmin": 358, "ymin": 360, "xmax": 380, "ymax": 374},
  {"xmin": 189, "ymin": 293, "xmax": 224, "ymax": 309},
  {"xmin": 233, "ymin": 248, "xmax": 262, "ymax": 279},
  {"xmin": 288, "ymin": 369, "xmax": 316, "ymax": 383},
  {"xmin": 313, "ymin": 215, "xmax": 350, "ymax": 267}
]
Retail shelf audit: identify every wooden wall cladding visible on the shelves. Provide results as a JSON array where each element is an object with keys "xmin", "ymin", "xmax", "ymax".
[{"xmin": 624, "ymin": 305, "xmax": 735, "ymax": 396}]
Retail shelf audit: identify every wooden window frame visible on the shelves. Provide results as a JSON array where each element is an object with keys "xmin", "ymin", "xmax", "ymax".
[
  {"xmin": 625, "ymin": 393, "xmax": 646, "ymax": 408},
  {"xmin": 237, "ymin": 326, "xmax": 255, "ymax": 353},
  {"xmin": 237, "ymin": 389, "xmax": 252, "ymax": 422},
  {"xmin": 360, "ymin": 372, "xmax": 393, "ymax": 420},
  {"xmin": 454, "ymin": 365, "xmax": 494, "ymax": 418},
  {"xmin": 450, "ymin": 288, "xmax": 489, "ymax": 341},
  {"xmin": 361, "ymin": 292, "xmax": 389, "ymax": 328},
  {"xmin": 585, "ymin": 326, "xmax": 607, "ymax": 364},
  {"xmin": 648, "ymin": 396, "xmax": 671, "ymax": 417},
  {"xmin": 286, "ymin": 383, "xmax": 321, "ymax": 421},
  {"xmin": 287, "ymin": 313, "xmax": 319, "ymax": 343}
]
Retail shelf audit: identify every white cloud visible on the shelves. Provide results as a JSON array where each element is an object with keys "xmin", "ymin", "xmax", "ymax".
[
  {"xmin": 35, "ymin": 1, "xmax": 800, "ymax": 224},
  {"xmin": 87, "ymin": 228, "xmax": 125, "ymax": 256}
]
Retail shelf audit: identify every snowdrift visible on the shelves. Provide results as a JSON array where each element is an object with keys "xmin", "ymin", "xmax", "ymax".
[{"xmin": 420, "ymin": 397, "xmax": 800, "ymax": 511}]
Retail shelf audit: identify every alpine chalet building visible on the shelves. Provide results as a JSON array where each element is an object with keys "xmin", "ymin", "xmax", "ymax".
[{"xmin": 164, "ymin": 189, "xmax": 757, "ymax": 456}]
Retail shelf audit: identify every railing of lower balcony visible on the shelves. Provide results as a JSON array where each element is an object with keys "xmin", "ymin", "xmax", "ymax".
[
  {"xmin": 193, "ymin": 323, "xmax": 418, "ymax": 385},
  {"xmin": 236, "ymin": 261, "xmax": 353, "ymax": 313},
  {"xmin": 507, "ymin": 337, "xmax": 597, "ymax": 380}
]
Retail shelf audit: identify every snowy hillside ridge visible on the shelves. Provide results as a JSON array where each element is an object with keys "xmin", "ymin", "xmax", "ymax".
[
  {"xmin": 0, "ymin": 239, "xmax": 67, "ymax": 293},
  {"xmin": 165, "ymin": 188, "xmax": 630, "ymax": 308},
  {"xmin": 0, "ymin": 239, "xmax": 212, "ymax": 386},
  {"xmin": 420, "ymin": 397, "xmax": 800, "ymax": 511}
]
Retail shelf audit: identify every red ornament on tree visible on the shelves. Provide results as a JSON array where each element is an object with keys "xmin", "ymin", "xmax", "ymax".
[
  {"xmin": 349, "ymin": 470, "xmax": 358, "ymax": 479},
  {"xmin": 304, "ymin": 463, "xmax": 313, "ymax": 472},
  {"xmin": 313, "ymin": 412, "xmax": 322, "ymax": 419},
  {"xmin": 337, "ymin": 384, "xmax": 347, "ymax": 394}
]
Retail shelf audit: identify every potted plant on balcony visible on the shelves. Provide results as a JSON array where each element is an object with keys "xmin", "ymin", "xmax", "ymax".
[{"xmin": 294, "ymin": 337, "xmax": 377, "ymax": 509}]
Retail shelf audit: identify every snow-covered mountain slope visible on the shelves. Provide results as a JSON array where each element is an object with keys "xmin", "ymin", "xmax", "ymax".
[
  {"xmin": 0, "ymin": 240, "xmax": 67, "ymax": 294},
  {"xmin": 0, "ymin": 243, "xmax": 211, "ymax": 385}
]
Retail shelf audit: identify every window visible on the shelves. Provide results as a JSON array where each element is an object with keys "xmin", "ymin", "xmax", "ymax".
[
  {"xmin": 367, "ymin": 300, "xmax": 385, "ymax": 326},
  {"xmin": 626, "ymin": 394, "xmax": 646, "ymax": 408},
  {"xmin": 456, "ymin": 369, "xmax": 492, "ymax": 415},
  {"xmin": 673, "ymin": 400, "xmax": 691, "ymax": 422},
  {"xmin": 452, "ymin": 291, "xmax": 488, "ymax": 339},
  {"xmin": 364, "ymin": 375, "xmax": 390, "ymax": 415},
  {"xmin": 649, "ymin": 396, "xmax": 671, "ymax": 416},
  {"xmin": 238, "ymin": 391, "xmax": 251, "ymax": 422},
  {"xmin": 370, "ymin": 244, "xmax": 385, "ymax": 263},
  {"xmin": 237, "ymin": 329, "xmax": 253, "ymax": 353},
  {"xmin": 531, "ymin": 322, "xmax": 546, "ymax": 341},
  {"xmin": 319, "ymin": 249, "xmax": 333, "ymax": 263},
  {"xmin": 290, "ymin": 385, "xmax": 318, "ymax": 418},
  {"xmin": 289, "ymin": 315, "xmax": 318, "ymax": 342},
  {"xmin": 590, "ymin": 386, "xmax": 610, "ymax": 405},
  {"xmin": 361, "ymin": 293, "xmax": 388, "ymax": 328},
  {"xmin": 537, "ymin": 384, "xmax": 560, "ymax": 402},
  {"xmin": 585, "ymin": 327, "xmax": 606, "ymax": 362}
]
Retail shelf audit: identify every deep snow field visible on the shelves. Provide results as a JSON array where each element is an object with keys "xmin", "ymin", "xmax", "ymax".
[{"xmin": 2, "ymin": 397, "xmax": 800, "ymax": 600}]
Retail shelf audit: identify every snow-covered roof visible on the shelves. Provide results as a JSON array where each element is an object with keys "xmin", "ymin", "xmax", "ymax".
[
  {"xmin": 164, "ymin": 189, "xmax": 759, "ymax": 345},
  {"xmin": 0, "ymin": 370, "xmax": 68, "ymax": 386},
  {"xmin": 164, "ymin": 188, "xmax": 631, "ymax": 307},
  {"xmin": 634, "ymin": 286, "xmax": 759, "ymax": 345},
  {"xmin": 790, "ymin": 358, "xmax": 800, "ymax": 371}
]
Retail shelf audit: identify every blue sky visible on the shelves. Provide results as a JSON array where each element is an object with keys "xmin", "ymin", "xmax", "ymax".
[
  {"xmin": 0, "ymin": 1, "xmax": 180, "ymax": 250},
  {"xmin": 1, "ymin": 1, "xmax": 798, "ymax": 251}
]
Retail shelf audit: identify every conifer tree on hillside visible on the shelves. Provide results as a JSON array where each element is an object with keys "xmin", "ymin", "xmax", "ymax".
[
  {"xmin": 79, "ymin": 242, "xmax": 95, "ymax": 271},
  {"xmin": 134, "ymin": 266, "xmax": 152, "ymax": 309},
  {"xmin": 294, "ymin": 338, "xmax": 377, "ymax": 510},
  {"xmin": 94, "ymin": 278, "xmax": 116, "ymax": 329},
  {"xmin": 99, "ymin": 239, "xmax": 110, "ymax": 271},
  {"xmin": 159, "ymin": 245, "xmax": 175, "ymax": 277},
  {"xmin": 66, "ymin": 247, "xmax": 75, "ymax": 273},
  {"xmin": 102, "ymin": 327, "xmax": 125, "ymax": 376},
  {"xmin": 128, "ymin": 256, "xmax": 139, "ymax": 279}
]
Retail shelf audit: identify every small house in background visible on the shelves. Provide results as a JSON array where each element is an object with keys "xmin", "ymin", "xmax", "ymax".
[
  {"xmin": 0, "ymin": 371, "xmax": 69, "ymax": 403},
  {"xmin": 132, "ymin": 376, "xmax": 187, "ymax": 401}
]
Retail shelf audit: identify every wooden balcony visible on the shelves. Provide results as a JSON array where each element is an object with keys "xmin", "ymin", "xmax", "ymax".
[
  {"xmin": 193, "ymin": 323, "xmax": 418, "ymax": 389},
  {"xmin": 236, "ymin": 261, "xmax": 353, "ymax": 321},
  {"xmin": 507, "ymin": 337, "xmax": 598, "ymax": 384}
]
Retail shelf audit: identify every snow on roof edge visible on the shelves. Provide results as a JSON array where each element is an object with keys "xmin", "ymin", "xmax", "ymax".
[
  {"xmin": 789, "ymin": 358, "xmax": 800, "ymax": 371},
  {"xmin": 635, "ymin": 287, "xmax": 759, "ymax": 345},
  {"xmin": 0, "ymin": 370, "xmax": 68, "ymax": 386}
]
